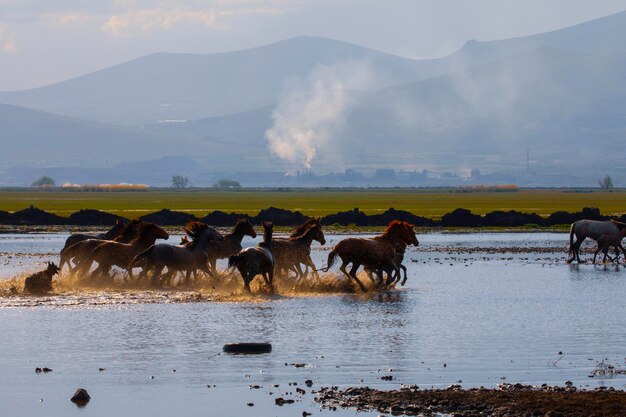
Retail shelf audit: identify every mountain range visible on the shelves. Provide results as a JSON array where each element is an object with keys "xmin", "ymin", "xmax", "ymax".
[{"xmin": 1, "ymin": 11, "xmax": 626, "ymax": 185}]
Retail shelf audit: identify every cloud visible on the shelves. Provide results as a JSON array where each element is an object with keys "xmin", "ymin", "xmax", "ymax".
[{"xmin": 100, "ymin": 0, "xmax": 298, "ymax": 35}]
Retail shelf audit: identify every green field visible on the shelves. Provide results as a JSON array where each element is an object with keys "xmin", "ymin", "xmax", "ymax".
[{"xmin": 0, "ymin": 189, "xmax": 624, "ymax": 220}]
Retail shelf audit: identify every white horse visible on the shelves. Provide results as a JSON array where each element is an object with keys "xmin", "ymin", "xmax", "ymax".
[{"xmin": 568, "ymin": 220, "xmax": 626, "ymax": 263}]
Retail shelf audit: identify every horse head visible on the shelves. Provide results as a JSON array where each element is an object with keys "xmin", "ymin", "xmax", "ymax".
[
  {"xmin": 311, "ymin": 218, "xmax": 326, "ymax": 245},
  {"xmin": 46, "ymin": 261, "xmax": 61, "ymax": 276},
  {"xmin": 402, "ymin": 221, "xmax": 419, "ymax": 246},
  {"xmin": 235, "ymin": 218, "xmax": 257, "ymax": 238}
]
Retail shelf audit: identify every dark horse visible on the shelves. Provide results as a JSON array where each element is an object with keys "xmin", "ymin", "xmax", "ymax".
[
  {"xmin": 206, "ymin": 219, "xmax": 257, "ymax": 277},
  {"xmin": 272, "ymin": 218, "xmax": 325, "ymax": 280},
  {"xmin": 228, "ymin": 222, "xmax": 274, "ymax": 293},
  {"xmin": 366, "ymin": 236, "xmax": 415, "ymax": 288},
  {"xmin": 59, "ymin": 219, "xmax": 126, "ymax": 271},
  {"xmin": 86, "ymin": 221, "xmax": 169, "ymax": 281},
  {"xmin": 60, "ymin": 219, "xmax": 144, "ymax": 277},
  {"xmin": 567, "ymin": 220, "xmax": 626, "ymax": 263},
  {"xmin": 321, "ymin": 221, "xmax": 418, "ymax": 291},
  {"xmin": 131, "ymin": 222, "xmax": 223, "ymax": 287}
]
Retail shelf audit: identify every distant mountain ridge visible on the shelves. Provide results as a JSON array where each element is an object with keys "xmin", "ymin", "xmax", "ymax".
[{"xmin": 2, "ymin": 11, "xmax": 626, "ymax": 183}]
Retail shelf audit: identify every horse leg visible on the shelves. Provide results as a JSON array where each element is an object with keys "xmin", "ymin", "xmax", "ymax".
[
  {"xmin": 306, "ymin": 256, "xmax": 320, "ymax": 280},
  {"xmin": 263, "ymin": 272, "xmax": 274, "ymax": 293},
  {"xmin": 338, "ymin": 260, "xmax": 352, "ymax": 281},
  {"xmin": 593, "ymin": 247, "xmax": 600, "ymax": 264},
  {"xmin": 348, "ymin": 262, "xmax": 366, "ymax": 291},
  {"xmin": 574, "ymin": 236, "xmax": 585, "ymax": 263},
  {"xmin": 150, "ymin": 266, "xmax": 165, "ymax": 288},
  {"xmin": 400, "ymin": 265, "xmax": 408, "ymax": 286}
]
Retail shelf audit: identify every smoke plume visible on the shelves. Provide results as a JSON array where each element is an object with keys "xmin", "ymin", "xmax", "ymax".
[{"xmin": 265, "ymin": 61, "xmax": 372, "ymax": 169}]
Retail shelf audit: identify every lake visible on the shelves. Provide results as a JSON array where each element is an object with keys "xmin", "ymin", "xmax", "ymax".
[{"xmin": 0, "ymin": 232, "xmax": 624, "ymax": 416}]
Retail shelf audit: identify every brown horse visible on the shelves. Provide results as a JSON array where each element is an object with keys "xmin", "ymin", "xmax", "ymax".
[
  {"xmin": 206, "ymin": 219, "xmax": 257, "ymax": 276},
  {"xmin": 61, "ymin": 220, "xmax": 145, "ymax": 277},
  {"xmin": 593, "ymin": 227, "xmax": 626, "ymax": 264},
  {"xmin": 87, "ymin": 221, "xmax": 169, "ymax": 281},
  {"xmin": 228, "ymin": 222, "xmax": 274, "ymax": 293},
  {"xmin": 365, "ymin": 237, "xmax": 414, "ymax": 288},
  {"xmin": 320, "ymin": 221, "xmax": 418, "ymax": 290},
  {"xmin": 59, "ymin": 219, "xmax": 127, "ymax": 271},
  {"xmin": 272, "ymin": 218, "xmax": 325, "ymax": 280},
  {"xmin": 132, "ymin": 222, "xmax": 223, "ymax": 287}
]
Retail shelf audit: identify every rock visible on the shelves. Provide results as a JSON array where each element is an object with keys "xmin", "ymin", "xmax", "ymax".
[
  {"xmin": 275, "ymin": 397, "xmax": 295, "ymax": 406},
  {"xmin": 305, "ymin": 379, "xmax": 313, "ymax": 387},
  {"xmin": 70, "ymin": 388, "xmax": 91, "ymax": 405}
]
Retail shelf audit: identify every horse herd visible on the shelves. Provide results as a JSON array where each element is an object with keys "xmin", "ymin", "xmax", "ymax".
[
  {"xmin": 21, "ymin": 218, "xmax": 626, "ymax": 295},
  {"xmin": 23, "ymin": 218, "xmax": 417, "ymax": 294}
]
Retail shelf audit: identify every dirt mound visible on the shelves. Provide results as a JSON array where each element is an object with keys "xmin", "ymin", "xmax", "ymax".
[
  {"xmin": 140, "ymin": 209, "xmax": 198, "ymax": 225},
  {"xmin": 13, "ymin": 206, "xmax": 66, "ymax": 225},
  {"xmin": 0, "ymin": 210, "xmax": 17, "ymax": 225},
  {"xmin": 67, "ymin": 209, "xmax": 126, "ymax": 226},
  {"xmin": 201, "ymin": 211, "xmax": 251, "ymax": 226},
  {"xmin": 254, "ymin": 207, "xmax": 309, "ymax": 226}
]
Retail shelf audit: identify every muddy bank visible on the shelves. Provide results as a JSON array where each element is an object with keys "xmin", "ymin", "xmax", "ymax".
[
  {"xmin": 315, "ymin": 384, "xmax": 626, "ymax": 416},
  {"xmin": 1, "ymin": 205, "xmax": 624, "ymax": 227}
]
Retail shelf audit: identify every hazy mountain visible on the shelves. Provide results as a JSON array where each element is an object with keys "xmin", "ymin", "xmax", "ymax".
[
  {"xmin": 0, "ymin": 103, "xmax": 197, "ymax": 166},
  {"xmin": 0, "ymin": 37, "xmax": 447, "ymax": 125},
  {"xmin": 3, "ymin": 156, "xmax": 206, "ymax": 187},
  {"xmin": 148, "ymin": 46, "xmax": 626, "ymax": 176},
  {"xmin": 2, "ymin": 11, "xmax": 626, "ymax": 183}
]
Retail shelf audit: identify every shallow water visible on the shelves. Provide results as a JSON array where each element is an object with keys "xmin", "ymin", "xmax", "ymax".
[{"xmin": 0, "ymin": 232, "xmax": 625, "ymax": 417}]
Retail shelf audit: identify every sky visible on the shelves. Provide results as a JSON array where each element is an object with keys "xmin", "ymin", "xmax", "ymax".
[{"xmin": 0, "ymin": 0, "xmax": 625, "ymax": 91}]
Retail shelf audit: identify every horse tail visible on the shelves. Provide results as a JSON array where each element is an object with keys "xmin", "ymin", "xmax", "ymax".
[
  {"xmin": 318, "ymin": 250, "xmax": 338, "ymax": 272},
  {"xmin": 130, "ymin": 246, "xmax": 153, "ymax": 268},
  {"xmin": 228, "ymin": 254, "xmax": 239, "ymax": 269},
  {"xmin": 568, "ymin": 222, "xmax": 576, "ymax": 257}
]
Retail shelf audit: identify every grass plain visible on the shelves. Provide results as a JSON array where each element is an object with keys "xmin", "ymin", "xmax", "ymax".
[{"xmin": 0, "ymin": 188, "xmax": 624, "ymax": 220}]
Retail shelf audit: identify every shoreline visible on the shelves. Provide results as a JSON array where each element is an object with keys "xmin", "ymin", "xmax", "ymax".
[{"xmin": 315, "ymin": 384, "xmax": 626, "ymax": 416}]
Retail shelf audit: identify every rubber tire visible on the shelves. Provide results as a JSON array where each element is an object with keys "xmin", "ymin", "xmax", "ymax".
[{"xmin": 222, "ymin": 343, "xmax": 272, "ymax": 354}]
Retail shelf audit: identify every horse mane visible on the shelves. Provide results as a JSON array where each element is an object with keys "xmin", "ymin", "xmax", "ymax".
[
  {"xmin": 290, "ymin": 218, "xmax": 318, "ymax": 239},
  {"xmin": 610, "ymin": 220, "xmax": 626, "ymax": 229},
  {"xmin": 382, "ymin": 220, "xmax": 404, "ymax": 236},
  {"xmin": 260, "ymin": 221, "xmax": 273, "ymax": 248},
  {"xmin": 129, "ymin": 221, "xmax": 162, "ymax": 243},
  {"xmin": 184, "ymin": 221, "xmax": 210, "ymax": 249},
  {"xmin": 115, "ymin": 219, "xmax": 144, "ymax": 243}
]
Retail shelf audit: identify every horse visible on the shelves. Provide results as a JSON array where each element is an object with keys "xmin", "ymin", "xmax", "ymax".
[
  {"xmin": 272, "ymin": 218, "xmax": 325, "ymax": 280},
  {"xmin": 86, "ymin": 222, "xmax": 169, "ymax": 282},
  {"xmin": 58, "ymin": 219, "xmax": 126, "ymax": 271},
  {"xmin": 320, "ymin": 221, "xmax": 418, "ymax": 291},
  {"xmin": 60, "ymin": 219, "xmax": 145, "ymax": 278},
  {"xmin": 24, "ymin": 262, "xmax": 60, "ymax": 294},
  {"xmin": 228, "ymin": 222, "xmax": 274, "ymax": 293},
  {"xmin": 206, "ymin": 219, "xmax": 257, "ymax": 277},
  {"xmin": 131, "ymin": 222, "xmax": 223, "ymax": 287},
  {"xmin": 593, "ymin": 227, "xmax": 626, "ymax": 264},
  {"xmin": 366, "ymin": 238, "xmax": 413, "ymax": 288},
  {"xmin": 568, "ymin": 220, "xmax": 626, "ymax": 263}
]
